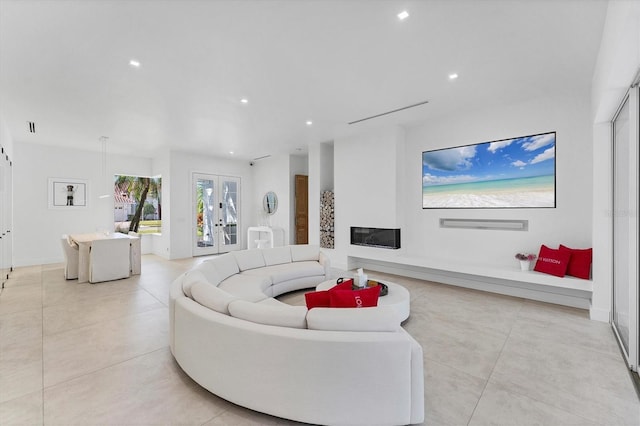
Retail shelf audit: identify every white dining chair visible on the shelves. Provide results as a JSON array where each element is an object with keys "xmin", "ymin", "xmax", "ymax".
[
  {"xmin": 89, "ymin": 238, "xmax": 131, "ymax": 283},
  {"xmin": 60, "ymin": 234, "xmax": 79, "ymax": 280}
]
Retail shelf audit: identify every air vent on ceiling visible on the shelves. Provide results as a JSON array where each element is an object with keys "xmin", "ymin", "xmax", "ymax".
[
  {"xmin": 252, "ymin": 155, "xmax": 271, "ymax": 161},
  {"xmin": 348, "ymin": 100, "xmax": 429, "ymax": 125},
  {"xmin": 28, "ymin": 121, "xmax": 36, "ymax": 133}
]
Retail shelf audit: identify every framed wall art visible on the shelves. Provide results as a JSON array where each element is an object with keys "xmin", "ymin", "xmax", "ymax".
[{"xmin": 48, "ymin": 178, "xmax": 88, "ymax": 209}]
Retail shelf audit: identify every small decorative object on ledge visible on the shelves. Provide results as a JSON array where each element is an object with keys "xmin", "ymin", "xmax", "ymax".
[
  {"xmin": 320, "ymin": 190, "xmax": 334, "ymax": 249},
  {"xmin": 515, "ymin": 253, "xmax": 537, "ymax": 271}
]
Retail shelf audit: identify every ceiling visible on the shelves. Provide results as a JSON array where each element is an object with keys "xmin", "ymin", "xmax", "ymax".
[{"xmin": 0, "ymin": 0, "xmax": 608, "ymax": 160}]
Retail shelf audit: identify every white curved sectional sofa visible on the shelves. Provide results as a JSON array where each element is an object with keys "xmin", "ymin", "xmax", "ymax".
[{"xmin": 169, "ymin": 245, "xmax": 424, "ymax": 426}]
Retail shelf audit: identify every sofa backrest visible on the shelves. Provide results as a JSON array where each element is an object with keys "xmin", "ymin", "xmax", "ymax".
[
  {"xmin": 232, "ymin": 249, "xmax": 266, "ymax": 271},
  {"xmin": 208, "ymin": 253, "xmax": 240, "ymax": 279},
  {"xmin": 290, "ymin": 244, "xmax": 320, "ymax": 262},
  {"xmin": 262, "ymin": 246, "xmax": 292, "ymax": 266},
  {"xmin": 306, "ymin": 305, "xmax": 401, "ymax": 332},
  {"xmin": 193, "ymin": 260, "xmax": 223, "ymax": 286}
]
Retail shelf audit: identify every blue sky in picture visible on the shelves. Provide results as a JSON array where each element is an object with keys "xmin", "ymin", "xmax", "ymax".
[{"xmin": 422, "ymin": 132, "xmax": 556, "ymax": 187}]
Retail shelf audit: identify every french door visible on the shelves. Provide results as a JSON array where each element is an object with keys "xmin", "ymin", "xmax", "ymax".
[
  {"xmin": 193, "ymin": 173, "xmax": 241, "ymax": 256},
  {"xmin": 612, "ymin": 85, "xmax": 639, "ymax": 372}
]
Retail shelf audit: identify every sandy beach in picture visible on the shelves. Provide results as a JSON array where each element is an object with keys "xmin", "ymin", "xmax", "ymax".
[
  {"xmin": 422, "ymin": 187, "xmax": 555, "ymax": 208},
  {"xmin": 422, "ymin": 175, "xmax": 555, "ymax": 208}
]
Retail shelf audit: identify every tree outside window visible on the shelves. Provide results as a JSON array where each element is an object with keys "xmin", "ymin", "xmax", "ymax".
[{"xmin": 114, "ymin": 175, "xmax": 162, "ymax": 234}]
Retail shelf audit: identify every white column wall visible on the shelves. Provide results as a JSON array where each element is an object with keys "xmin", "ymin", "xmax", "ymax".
[
  {"xmin": 333, "ymin": 126, "xmax": 404, "ymax": 269},
  {"xmin": 590, "ymin": 0, "xmax": 640, "ymax": 322},
  {"xmin": 308, "ymin": 144, "xmax": 321, "ymax": 246}
]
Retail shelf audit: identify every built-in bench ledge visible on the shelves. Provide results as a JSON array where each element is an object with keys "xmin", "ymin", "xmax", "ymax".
[{"xmin": 347, "ymin": 253, "xmax": 592, "ymax": 310}]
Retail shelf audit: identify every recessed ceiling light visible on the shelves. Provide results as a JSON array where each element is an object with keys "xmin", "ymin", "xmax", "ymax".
[
  {"xmin": 240, "ymin": 98, "xmax": 249, "ymax": 104},
  {"xmin": 397, "ymin": 10, "xmax": 409, "ymax": 20},
  {"xmin": 129, "ymin": 59, "xmax": 141, "ymax": 68},
  {"xmin": 449, "ymin": 73, "xmax": 459, "ymax": 80},
  {"xmin": 306, "ymin": 120, "xmax": 313, "ymax": 126},
  {"xmin": 229, "ymin": 151, "xmax": 234, "ymax": 155}
]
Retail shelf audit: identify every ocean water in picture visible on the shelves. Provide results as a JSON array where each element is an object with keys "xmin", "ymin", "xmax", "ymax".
[{"xmin": 422, "ymin": 132, "xmax": 556, "ymax": 208}]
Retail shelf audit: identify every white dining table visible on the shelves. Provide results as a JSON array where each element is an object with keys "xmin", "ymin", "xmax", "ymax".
[{"xmin": 69, "ymin": 232, "xmax": 141, "ymax": 283}]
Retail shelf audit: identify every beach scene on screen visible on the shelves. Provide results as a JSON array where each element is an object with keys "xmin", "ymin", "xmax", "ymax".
[{"xmin": 422, "ymin": 132, "xmax": 556, "ymax": 208}]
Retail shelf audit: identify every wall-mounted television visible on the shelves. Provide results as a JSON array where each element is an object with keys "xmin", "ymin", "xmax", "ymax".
[{"xmin": 422, "ymin": 131, "xmax": 556, "ymax": 209}]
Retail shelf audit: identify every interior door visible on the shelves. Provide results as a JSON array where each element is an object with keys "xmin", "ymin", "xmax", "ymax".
[
  {"xmin": 295, "ymin": 174, "xmax": 308, "ymax": 244},
  {"xmin": 193, "ymin": 173, "xmax": 241, "ymax": 256}
]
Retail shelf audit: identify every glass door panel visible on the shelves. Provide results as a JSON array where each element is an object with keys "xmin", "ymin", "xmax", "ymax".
[
  {"xmin": 220, "ymin": 178, "xmax": 240, "ymax": 251},
  {"xmin": 612, "ymin": 86, "xmax": 639, "ymax": 372},
  {"xmin": 613, "ymin": 95, "xmax": 631, "ymax": 355},
  {"xmin": 193, "ymin": 173, "xmax": 241, "ymax": 256}
]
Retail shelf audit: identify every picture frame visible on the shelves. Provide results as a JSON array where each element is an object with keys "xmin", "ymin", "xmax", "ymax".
[
  {"xmin": 48, "ymin": 178, "xmax": 88, "ymax": 209},
  {"xmin": 422, "ymin": 131, "xmax": 556, "ymax": 209}
]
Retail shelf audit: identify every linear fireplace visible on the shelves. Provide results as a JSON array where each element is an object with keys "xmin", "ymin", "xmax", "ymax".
[{"xmin": 350, "ymin": 227, "xmax": 401, "ymax": 249}]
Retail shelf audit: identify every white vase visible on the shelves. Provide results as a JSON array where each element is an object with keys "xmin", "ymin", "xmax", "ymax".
[{"xmin": 519, "ymin": 260, "xmax": 530, "ymax": 271}]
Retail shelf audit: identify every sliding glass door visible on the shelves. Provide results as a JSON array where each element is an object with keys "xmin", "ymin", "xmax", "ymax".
[
  {"xmin": 193, "ymin": 173, "xmax": 240, "ymax": 256},
  {"xmin": 612, "ymin": 86, "xmax": 639, "ymax": 372}
]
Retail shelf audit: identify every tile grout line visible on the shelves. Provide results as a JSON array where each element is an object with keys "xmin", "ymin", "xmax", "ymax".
[
  {"xmin": 465, "ymin": 299, "xmax": 525, "ymax": 425},
  {"xmin": 40, "ymin": 266, "xmax": 45, "ymax": 426},
  {"xmin": 466, "ymin": 302, "xmax": 600, "ymax": 425}
]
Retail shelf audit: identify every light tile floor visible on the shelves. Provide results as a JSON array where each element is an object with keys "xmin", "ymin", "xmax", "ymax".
[{"xmin": 1, "ymin": 255, "xmax": 638, "ymax": 425}]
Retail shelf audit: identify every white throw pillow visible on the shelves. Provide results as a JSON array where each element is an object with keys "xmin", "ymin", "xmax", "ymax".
[
  {"xmin": 209, "ymin": 253, "xmax": 240, "ymax": 280},
  {"xmin": 228, "ymin": 299, "xmax": 308, "ymax": 329},
  {"xmin": 191, "ymin": 281, "xmax": 238, "ymax": 315},
  {"xmin": 182, "ymin": 270, "xmax": 208, "ymax": 299},
  {"xmin": 290, "ymin": 244, "xmax": 320, "ymax": 262},
  {"xmin": 232, "ymin": 249, "xmax": 266, "ymax": 271},
  {"xmin": 262, "ymin": 246, "xmax": 292, "ymax": 266},
  {"xmin": 306, "ymin": 306, "xmax": 400, "ymax": 332}
]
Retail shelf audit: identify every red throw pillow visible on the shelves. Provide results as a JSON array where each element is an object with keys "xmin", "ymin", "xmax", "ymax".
[
  {"xmin": 329, "ymin": 285, "xmax": 381, "ymax": 308},
  {"xmin": 304, "ymin": 279, "xmax": 355, "ymax": 309},
  {"xmin": 534, "ymin": 245, "xmax": 571, "ymax": 277},
  {"xmin": 559, "ymin": 244, "xmax": 593, "ymax": 280},
  {"xmin": 305, "ymin": 291, "xmax": 330, "ymax": 309}
]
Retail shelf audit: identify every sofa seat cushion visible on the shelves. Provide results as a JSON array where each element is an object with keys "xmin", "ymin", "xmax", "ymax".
[
  {"xmin": 218, "ymin": 274, "xmax": 272, "ymax": 302},
  {"xmin": 228, "ymin": 299, "xmax": 308, "ymax": 329},
  {"xmin": 241, "ymin": 261, "xmax": 324, "ymax": 284}
]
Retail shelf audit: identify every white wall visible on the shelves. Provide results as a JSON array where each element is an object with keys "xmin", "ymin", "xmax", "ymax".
[
  {"xmin": 13, "ymin": 142, "xmax": 152, "ymax": 266},
  {"xmin": 591, "ymin": 0, "xmax": 640, "ymax": 322},
  {"xmin": 403, "ymin": 94, "xmax": 593, "ymax": 268},
  {"xmin": 0, "ymin": 114, "xmax": 14, "ymax": 159},
  {"xmin": 167, "ymin": 151, "xmax": 254, "ymax": 259},
  {"xmin": 252, "ymin": 155, "xmax": 290, "ymax": 241},
  {"xmin": 333, "ymin": 126, "xmax": 405, "ymax": 268},
  {"xmin": 331, "ymin": 93, "xmax": 593, "ymax": 273}
]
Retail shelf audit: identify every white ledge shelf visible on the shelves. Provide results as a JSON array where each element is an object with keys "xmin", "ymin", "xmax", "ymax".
[{"xmin": 347, "ymin": 252, "xmax": 592, "ymax": 310}]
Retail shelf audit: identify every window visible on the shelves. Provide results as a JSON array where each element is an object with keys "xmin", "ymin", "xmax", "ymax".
[{"xmin": 113, "ymin": 175, "xmax": 162, "ymax": 234}]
